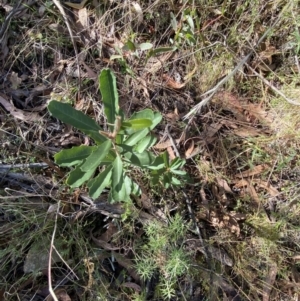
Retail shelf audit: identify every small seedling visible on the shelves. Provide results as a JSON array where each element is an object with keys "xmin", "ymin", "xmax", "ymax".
[{"xmin": 48, "ymin": 69, "xmax": 188, "ymax": 202}]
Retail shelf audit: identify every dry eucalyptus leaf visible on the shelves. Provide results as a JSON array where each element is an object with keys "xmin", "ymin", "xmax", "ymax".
[
  {"xmin": 235, "ymin": 164, "xmax": 268, "ymax": 178},
  {"xmin": 64, "ymin": 0, "xmax": 88, "ymax": 9},
  {"xmin": 131, "ymin": 2, "xmax": 143, "ymax": 25},
  {"xmin": 0, "ymin": 93, "xmax": 42, "ymax": 122},
  {"xmin": 78, "ymin": 7, "xmax": 88, "ymax": 28},
  {"xmin": 9, "ymin": 72, "xmax": 22, "ymax": 89}
]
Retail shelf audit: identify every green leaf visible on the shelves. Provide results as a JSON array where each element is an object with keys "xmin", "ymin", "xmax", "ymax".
[
  {"xmin": 124, "ymin": 176, "xmax": 141, "ymax": 196},
  {"xmin": 147, "ymin": 156, "xmax": 165, "ymax": 170},
  {"xmin": 123, "ymin": 150, "xmax": 155, "ymax": 167},
  {"xmin": 150, "ymin": 168, "xmax": 166, "ymax": 177},
  {"xmin": 124, "ymin": 40, "xmax": 136, "ymax": 51},
  {"xmin": 48, "ymin": 101, "xmax": 101, "ymax": 132},
  {"xmin": 80, "ymin": 140, "xmax": 112, "ymax": 172},
  {"xmin": 162, "ymin": 151, "xmax": 170, "ymax": 167},
  {"xmin": 170, "ymin": 169, "xmax": 187, "ymax": 176},
  {"xmin": 122, "ymin": 118, "xmax": 152, "ymax": 130},
  {"xmin": 171, "ymin": 176, "xmax": 181, "ymax": 186},
  {"xmin": 148, "ymin": 46, "xmax": 176, "ymax": 58},
  {"xmin": 135, "ymin": 135, "xmax": 157, "ymax": 153},
  {"xmin": 88, "ymin": 165, "xmax": 113, "ymax": 199},
  {"xmin": 112, "ymin": 155, "xmax": 126, "ymax": 201},
  {"xmin": 150, "ymin": 112, "xmax": 163, "ymax": 130},
  {"xmin": 99, "ymin": 69, "xmax": 119, "ymax": 130},
  {"xmin": 99, "ymin": 150, "xmax": 116, "ymax": 165},
  {"xmin": 85, "ymin": 130, "xmax": 107, "ymax": 144},
  {"xmin": 110, "ymin": 54, "xmax": 123, "ymax": 60},
  {"xmin": 170, "ymin": 158, "xmax": 186, "ymax": 170},
  {"xmin": 129, "ymin": 109, "xmax": 154, "ymax": 120},
  {"xmin": 54, "ymin": 145, "xmax": 96, "ymax": 167},
  {"xmin": 67, "ymin": 164, "xmax": 95, "ymax": 187},
  {"xmin": 138, "ymin": 42, "xmax": 153, "ymax": 51},
  {"xmin": 186, "ymin": 15, "xmax": 194, "ymax": 32},
  {"xmin": 124, "ymin": 128, "xmax": 149, "ymax": 146},
  {"xmin": 120, "ymin": 145, "xmax": 155, "ymax": 166}
]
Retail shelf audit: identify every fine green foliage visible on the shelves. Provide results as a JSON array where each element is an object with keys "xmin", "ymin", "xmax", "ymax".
[
  {"xmin": 135, "ymin": 214, "xmax": 190, "ymax": 299},
  {"xmin": 48, "ymin": 69, "xmax": 188, "ymax": 202}
]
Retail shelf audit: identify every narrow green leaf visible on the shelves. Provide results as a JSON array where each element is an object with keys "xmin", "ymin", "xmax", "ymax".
[
  {"xmin": 124, "ymin": 176, "xmax": 141, "ymax": 196},
  {"xmin": 85, "ymin": 130, "xmax": 107, "ymax": 144},
  {"xmin": 110, "ymin": 55, "xmax": 123, "ymax": 60},
  {"xmin": 170, "ymin": 169, "xmax": 187, "ymax": 176},
  {"xmin": 88, "ymin": 165, "xmax": 113, "ymax": 199},
  {"xmin": 80, "ymin": 140, "xmax": 112, "ymax": 172},
  {"xmin": 54, "ymin": 145, "xmax": 96, "ymax": 167},
  {"xmin": 112, "ymin": 155, "xmax": 125, "ymax": 201},
  {"xmin": 171, "ymin": 176, "xmax": 181, "ymax": 186},
  {"xmin": 170, "ymin": 158, "xmax": 186, "ymax": 170},
  {"xmin": 135, "ymin": 135, "xmax": 157, "ymax": 153},
  {"xmin": 138, "ymin": 42, "xmax": 153, "ymax": 51},
  {"xmin": 148, "ymin": 46, "xmax": 176, "ymax": 58},
  {"xmin": 124, "ymin": 40, "xmax": 136, "ymax": 51},
  {"xmin": 186, "ymin": 15, "xmax": 194, "ymax": 32},
  {"xmin": 67, "ymin": 164, "xmax": 95, "ymax": 187},
  {"xmin": 99, "ymin": 69, "xmax": 119, "ymax": 130},
  {"xmin": 48, "ymin": 101, "xmax": 101, "ymax": 132},
  {"xmin": 150, "ymin": 112, "xmax": 163, "ymax": 130},
  {"xmin": 162, "ymin": 151, "xmax": 170, "ymax": 167},
  {"xmin": 147, "ymin": 156, "xmax": 165, "ymax": 170},
  {"xmin": 122, "ymin": 119, "xmax": 152, "ymax": 130},
  {"xmin": 124, "ymin": 128, "xmax": 149, "ymax": 146}
]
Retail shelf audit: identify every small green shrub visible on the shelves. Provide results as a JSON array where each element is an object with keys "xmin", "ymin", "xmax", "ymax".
[
  {"xmin": 135, "ymin": 214, "xmax": 190, "ymax": 299},
  {"xmin": 48, "ymin": 69, "xmax": 188, "ymax": 202}
]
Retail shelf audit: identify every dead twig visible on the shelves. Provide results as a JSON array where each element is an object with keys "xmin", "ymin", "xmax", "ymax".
[
  {"xmin": 48, "ymin": 200, "xmax": 61, "ymax": 301},
  {"xmin": 0, "ymin": 163, "xmax": 48, "ymax": 170}
]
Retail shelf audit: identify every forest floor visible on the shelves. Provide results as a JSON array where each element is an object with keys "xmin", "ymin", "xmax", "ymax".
[{"xmin": 1, "ymin": 0, "xmax": 300, "ymax": 300}]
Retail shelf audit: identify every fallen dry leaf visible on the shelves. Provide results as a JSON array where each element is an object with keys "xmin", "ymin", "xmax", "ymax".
[
  {"xmin": 233, "ymin": 126, "xmax": 262, "ymax": 137},
  {"xmin": 185, "ymin": 138, "xmax": 195, "ymax": 158},
  {"xmin": 254, "ymin": 180, "xmax": 280, "ymax": 197},
  {"xmin": 78, "ymin": 7, "xmax": 88, "ymax": 28},
  {"xmin": 210, "ymin": 209, "xmax": 241, "ymax": 236},
  {"xmin": 216, "ymin": 177, "xmax": 233, "ymax": 194},
  {"xmin": 203, "ymin": 122, "xmax": 223, "ymax": 138},
  {"xmin": 131, "ymin": 2, "xmax": 143, "ymax": 25},
  {"xmin": 162, "ymin": 74, "xmax": 186, "ymax": 89},
  {"xmin": 235, "ymin": 164, "xmax": 268, "ymax": 178},
  {"xmin": 262, "ymin": 263, "xmax": 277, "ymax": 301},
  {"xmin": 233, "ymin": 179, "xmax": 260, "ymax": 207},
  {"xmin": 0, "ymin": 93, "xmax": 42, "ymax": 122},
  {"xmin": 121, "ymin": 282, "xmax": 142, "ymax": 292},
  {"xmin": 46, "ymin": 289, "xmax": 71, "ymax": 301},
  {"xmin": 154, "ymin": 138, "xmax": 178, "ymax": 149},
  {"xmin": 9, "ymin": 71, "xmax": 22, "ymax": 89}
]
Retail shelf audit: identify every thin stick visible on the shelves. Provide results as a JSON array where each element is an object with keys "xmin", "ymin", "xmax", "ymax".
[
  {"xmin": 0, "ymin": 163, "xmax": 48, "ymax": 169},
  {"xmin": 48, "ymin": 200, "xmax": 61, "ymax": 301},
  {"xmin": 165, "ymin": 125, "xmax": 180, "ymax": 158}
]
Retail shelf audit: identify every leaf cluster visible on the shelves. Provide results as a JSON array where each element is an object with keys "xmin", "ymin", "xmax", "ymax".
[{"xmin": 48, "ymin": 69, "xmax": 188, "ymax": 202}]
